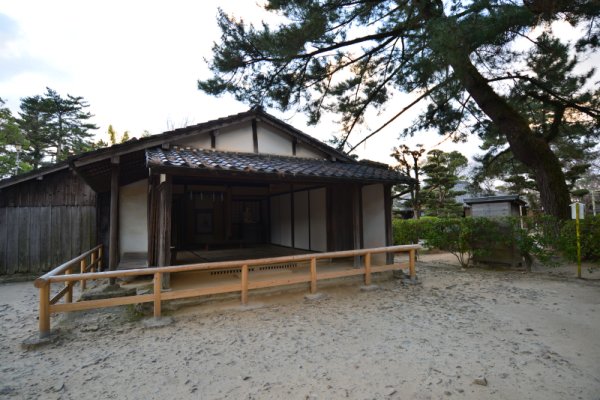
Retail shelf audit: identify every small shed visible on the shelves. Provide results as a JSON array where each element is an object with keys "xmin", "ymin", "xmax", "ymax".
[
  {"xmin": 464, "ymin": 195, "xmax": 526, "ymax": 218},
  {"xmin": 464, "ymin": 195, "xmax": 526, "ymax": 267}
]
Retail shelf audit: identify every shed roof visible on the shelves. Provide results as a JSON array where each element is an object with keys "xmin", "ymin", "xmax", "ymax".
[
  {"xmin": 464, "ymin": 195, "xmax": 526, "ymax": 206},
  {"xmin": 147, "ymin": 147, "xmax": 410, "ymax": 184}
]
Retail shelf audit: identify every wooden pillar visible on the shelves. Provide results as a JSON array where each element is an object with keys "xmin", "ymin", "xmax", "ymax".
[
  {"xmin": 109, "ymin": 157, "xmax": 120, "ymax": 285},
  {"xmin": 384, "ymin": 184, "xmax": 394, "ymax": 265},
  {"xmin": 147, "ymin": 175, "xmax": 160, "ymax": 267},
  {"xmin": 158, "ymin": 174, "xmax": 172, "ymax": 288}
]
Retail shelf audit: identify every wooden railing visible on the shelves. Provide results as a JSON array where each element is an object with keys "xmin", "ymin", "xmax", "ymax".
[
  {"xmin": 35, "ymin": 244, "xmax": 419, "ymax": 337},
  {"xmin": 35, "ymin": 245, "xmax": 103, "ymax": 336}
]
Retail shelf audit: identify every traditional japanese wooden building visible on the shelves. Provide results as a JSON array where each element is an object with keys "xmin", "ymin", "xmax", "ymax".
[{"xmin": 0, "ymin": 108, "xmax": 411, "ymax": 276}]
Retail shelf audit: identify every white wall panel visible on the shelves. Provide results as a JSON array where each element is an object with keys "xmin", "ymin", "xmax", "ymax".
[
  {"xmin": 257, "ymin": 123, "xmax": 293, "ymax": 156},
  {"xmin": 279, "ymin": 193, "xmax": 292, "ymax": 247},
  {"xmin": 309, "ymin": 188, "xmax": 327, "ymax": 252},
  {"xmin": 119, "ymin": 180, "xmax": 148, "ymax": 257},
  {"xmin": 361, "ymin": 184, "xmax": 385, "ymax": 264},
  {"xmin": 293, "ymin": 191, "xmax": 310, "ymax": 250}
]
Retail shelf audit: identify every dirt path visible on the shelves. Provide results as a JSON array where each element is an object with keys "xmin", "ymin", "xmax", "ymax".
[{"xmin": 1, "ymin": 256, "xmax": 599, "ymax": 399}]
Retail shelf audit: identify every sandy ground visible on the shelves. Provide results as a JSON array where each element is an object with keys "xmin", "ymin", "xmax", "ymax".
[{"xmin": 1, "ymin": 254, "xmax": 599, "ymax": 400}]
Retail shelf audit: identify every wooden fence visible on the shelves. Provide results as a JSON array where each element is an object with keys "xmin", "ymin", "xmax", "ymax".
[{"xmin": 35, "ymin": 244, "xmax": 420, "ymax": 337}]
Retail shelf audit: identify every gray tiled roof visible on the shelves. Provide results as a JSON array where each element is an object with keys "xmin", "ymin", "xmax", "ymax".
[{"xmin": 146, "ymin": 147, "xmax": 410, "ymax": 183}]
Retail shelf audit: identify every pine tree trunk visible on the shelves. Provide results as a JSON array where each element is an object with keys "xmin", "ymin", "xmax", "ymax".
[{"xmin": 431, "ymin": 12, "xmax": 571, "ymax": 219}]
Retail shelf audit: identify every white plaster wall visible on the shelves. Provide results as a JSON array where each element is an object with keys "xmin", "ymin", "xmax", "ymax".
[
  {"xmin": 174, "ymin": 129, "xmax": 212, "ymax": 149},
  {"xmin": 309, "ymin": 188, "xmax": 327, "ymax": 252},
  {"xmin": 216, "ymin": 124, "xmax": 254, "ymax": 152},
  {"xmin": 119, "ymin": 179, "xmax": 148, "ymax": 257},
  {"xmin": 361, "ymin": 184, "xmax": 386, "ymax": 264},
  {"xmin": 257, "ymin": 123, "xmax": 293, "ymax": 156},
  {"xmin": 296, "ymin": 143, "xmax": 325, "ymax": 159},
  {"xmin": 293, "ymin": 191, "xmax": 310, "ymax": 250}
]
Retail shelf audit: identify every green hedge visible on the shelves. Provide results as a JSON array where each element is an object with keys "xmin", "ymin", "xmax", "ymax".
[{"xmin": 392, "ymin": 215, "xmax": 600, "ymax": 267}]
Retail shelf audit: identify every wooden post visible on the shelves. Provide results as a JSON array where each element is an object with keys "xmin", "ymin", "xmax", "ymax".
[
  {"xmin": 310, "ymin": 257, "xmax": 317, "ymax": 293},
  {"xmin": 39, "ymin": 283, "xmax": 50, "ymax": 337},
  {"xmin": 109, "ymin": 158, "xmax": 120, "ymax": 285},
  {"xmin": 154, "ymin": 272, "xmax": 162, "ymax": 318},
  {"xmin": 65, "ymin": 267, "xmax": 73, "ymax": 303},
  {"xmin": 80, "ymin": 259, "xmax": 87, "ymax": 290},
  {"xmin": 241, "ymin": 264, "xmax": 249, "ymax": 305},
  {"xmin": 364, "ymin": 252, "xmax": 372, "ymax": 286},
  {"xmin": 97, "ymin": 246, "xmax": 103, "ymax": 271},
  {"xmin": 409, "ymin": 249, "xmax": 416, "ymax": 279},
  {"xmin": 157, "ymin": 174, "xmax": 172, "ymax": 288},
  {"xmin": 91, "ymin": 252, "xmax": 97, "ymax": 273}
]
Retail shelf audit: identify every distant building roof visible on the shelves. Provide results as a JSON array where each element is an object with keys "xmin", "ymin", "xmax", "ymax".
[{"xmin": 464, "ymin": 195, "xmax": 526, "ymax": 206}]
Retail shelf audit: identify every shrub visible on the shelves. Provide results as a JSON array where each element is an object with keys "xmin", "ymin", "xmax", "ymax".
[
  {"xmin": 392, "ymin": 218, "xmax": 432, "ymax": 245},
  {"xmin": 557, "ymin": 215, "xmax": 600, "ymax": 263},
  {"xmin": 392, "ymin": 215, "xmax": 587, "ymax": 268}
]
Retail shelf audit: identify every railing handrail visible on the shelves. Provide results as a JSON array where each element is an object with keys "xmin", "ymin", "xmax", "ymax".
[
  {"xmin": 35, "ymin": 244, "xmax": 420, "ymax": 287},
  {"xmin": 36, "ymin": 244, "xmax": 103, "ymax": 282}
]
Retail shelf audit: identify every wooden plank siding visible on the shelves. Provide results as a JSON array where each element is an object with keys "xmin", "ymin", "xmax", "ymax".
[{"xmin": 0, "ymin": 169, "xmax": 97, "ymax": 275}]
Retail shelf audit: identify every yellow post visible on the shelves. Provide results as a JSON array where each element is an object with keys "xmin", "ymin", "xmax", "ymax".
[
  {"xmin": 576, "ymin": 204, "xmax": 582, "ymax": 279},
  {"xmin": 154, "ymin": 272, "xmax": 162, "ymax": 318},
  {"xmin": 310, "ymin": 257, "xmax": 317, "ymax": 293},
  {"xmin": 39, "ymin": 283, "xmax": 50, "ymax": 337},
  {"xmin": 241, "ymin": 264, "xmax": 249, "ymax": 305},
  {"xmin": 364, "ymin": 252, "xmax": 372, "ymax": 286}
]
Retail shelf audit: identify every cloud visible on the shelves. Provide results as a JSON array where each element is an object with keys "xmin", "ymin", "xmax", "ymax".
[{"xmin": 0, "ymin": 12, "xmax": 62, "ymax": 82}]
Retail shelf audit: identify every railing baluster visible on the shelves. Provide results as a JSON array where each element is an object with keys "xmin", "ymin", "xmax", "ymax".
[
  {"xmin": 409, "ymin": 249, "xmax": 416, "ymax": 279},
  {"xmin": 65, "ymin": 267, "xmax": 73, "ymax": 303},
  {"xmin": 98, "ymin": 246, "xmax": 103, "ymax": 271},
  {"xmin": 80, "ymin": 259, "xmax": 87, "ymax": 290},
  {"xmin": 310, "ymin": 257, "xmax": 317, "ymax": 293},
  {"xmin": 241, "ymin": 264, "xmax": 249, "ymax": 305},
  {"xmin": 364, "ymin": 252, "xmax": 371, "ymax": 285},
  {"xmin": 154, "ymin": 272, "xmax": 162, "ymax": 318},
  {"xmin": 39, "ymin": 283, "xmax": 50, "ymax": 338},
  {"xmin": 91, "ymin": 252, "xmax": 97, "ymax": 273}
]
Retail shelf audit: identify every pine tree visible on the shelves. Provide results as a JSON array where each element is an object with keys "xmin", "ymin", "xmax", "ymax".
[
  {"xmin": 391, "ymin": 144, "xmax": 426, "ymax": 219},
  {"xmin": 199, "ymin": 1, "xmax": 600, "ymax": 219},
  {"xmin": 0, "ymin": 98, "xmax": 30, "ymax": 177},
  {"xmin": 17, "ymin": 88, "xmax": 98, "ymax": 166},
  {"xmin": 421, "ymin": 150, "xmax": 468, "ymax": 217},
  {"xmin": 17, "ymin": 95, "xmax": 51, "ymax": 169},
  {"xmin": 108, "ymin": 124, "xmax": 117, "ymax": 145},
  {"xmin": 473, "ymin": 33, "xmax": 599, "ymax": 199},
  {"xmin": 42, "ymin": 88, "xmax": 98, "ymax": 161}
]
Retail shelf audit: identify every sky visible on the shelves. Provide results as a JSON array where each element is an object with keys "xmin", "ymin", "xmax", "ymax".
[{"xmin": 0, "ymin": 1, "xmax": 590, "ymax": 168}]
